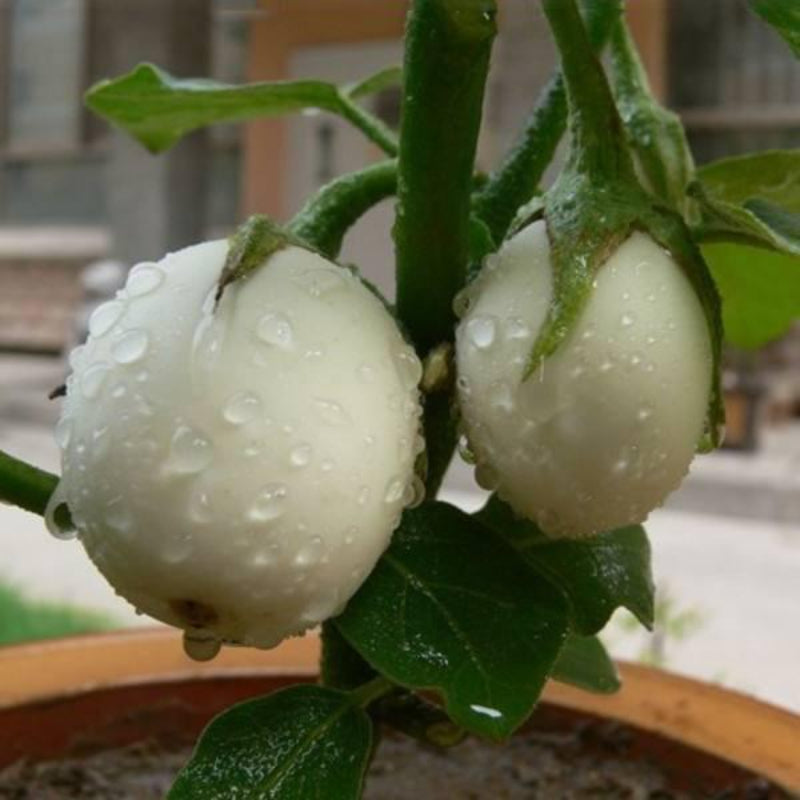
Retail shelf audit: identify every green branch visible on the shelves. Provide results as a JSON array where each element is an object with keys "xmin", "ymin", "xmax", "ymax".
[
  {"xmin": 473, "ymin": 0, "xmax": 621, "ymax": 244},
  {"xmin": 0, "ymin": 448, "xmax": 58, "ymax": 517},
  {"xmin": 394, "ymin": 0, "xmax": 498, "ymax": 354},
  {"xmin": 289, "ymin": 160, "xmax": 397, "ymax": 259}
]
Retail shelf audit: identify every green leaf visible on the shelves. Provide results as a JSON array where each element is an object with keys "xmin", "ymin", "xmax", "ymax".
[
  {"xmin": 336, "ymin": 502, "xmax": 569, "ymax": 741},
  {"xmin": 86, "ymin": 63, "xmax": 398, "ymax": 155},
  {"xmin": 344, "ymin": 66, "xmax": 402, "ymax": 100},
  {"xmin": 703, "ymin": 242, "xmax": 800, "ymax": 349},
  {"xmin": 476, "ymin": 496, "xmax": 654, "ymax": 635},
  {"xmin": 749, "ymin": 0, "xmax": 800, "ymax": 57},
  {"xmin": 696, "ymin": 150, "xmax": 800, "ymax": 212},
  {"xmin": 169, "ymin": 685, "xmax": 372, "ymax": 800},
  {"xmin": 692, "ymin": 151, "xmax": 800, "ymax": 255},
  {"xmin": 551, "ymin": 634, "xmax": 620, "ymax": 694}
]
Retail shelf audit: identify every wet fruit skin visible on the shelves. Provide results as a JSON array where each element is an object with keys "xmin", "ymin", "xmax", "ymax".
[
  {"xmin": 456, "ymin": 220, "xmax": 712, "ymax": 538},
  {"xmin": 52, "ymin": 240, "xmax": 423, "ymax": 652}
]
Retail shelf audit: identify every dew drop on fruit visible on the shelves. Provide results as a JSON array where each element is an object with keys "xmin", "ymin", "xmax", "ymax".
[
  {"xmin": 222, "ymin": 391, "xmax": 261, "ymax": 425},
  {"xmin": 111, "ymin": 383, "xmax": 127, "ymax": 399},
  {"xmin": 256, "ymin": 312, "xmax": 293, "ymax": 348},
  {"xmin": 162, "ymin": 535, "xmax": 192, "ymax": 564},
  {"xmin": 458, "ymin": 434, "xmax": 476, "ymax": 464},
  {"xmin": 357, "ymin": 363, "xmax": 375, "ymax": 383},
  {"xmin": 163, "ymin": 425, "xmax": 213, "ymax": 475},
  {"xmin": 104, "ymin": 498, "xmax": 133, "ymax": 534},
  {"xmin": 289, "ymin": 443, "xmax": 312, "ymax": 468},
  {"xmin": 126, "ymin": 265, "xmax": 164, "ymax": 298},
  {"xmin": 395, "ymin": 349, "xmax": 423, "ymax": 389},
  {"xmin": 505, "ymin": 317, "xmax": 530, "ymax": 340},
  {"xmin": 112, "ymin": 329, "xmax": 149, "ymax": 365},
  {"xmin": 188, "ymin": 485, "xmax": 214, "ymax": 524},
  {"xmin": 488, "ymin": 381, "xmax": 514, "ymax": 413},
  {"xmin": 466, "ymin": 316, "xmax": 496, "ymax": 350},
  {"xmin": 183, "ymin": 633, "xmax": 221, "ymax": 662},
  {"xmin": 620, "ymin": 313, "xmax": 635, "ymax": 328},
  {"xmin": 81, "ymin": 362, "xmax": 110, "ymax": 400},
  {"xmin": 357, "ymin": 486, "xmax": 370, "ymax": 506},
  {"xmin": 315, "ymin": 398, "xmax": 350, "ymax": 426},
  {"xmin": 474, "ymin": 462, "xmax": 499, "ymax": 490},
  {"xmin": 55, "ymin": 417, "xmax": 72, "ymax": 450},
  {"xmin": 248, "ymin": 483, "xmax": 288, "ymax": 522},
  {"xmin": 384, "ymin": 476, "xmax": 405, "ymax": 504},
  {"xmin": 44, "ymin": 482, "xmax": 78, "ymax": 540},
  {"xmin": 293, "ymin": 535, "xmax": 324, "ymax": 568},
  {"xmin": 88, "ymin": 301, "xmax": 124, "ymax": 338}
]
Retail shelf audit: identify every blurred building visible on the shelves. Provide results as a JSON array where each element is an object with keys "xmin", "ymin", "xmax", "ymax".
[{"xmin": 0, "ymin": 0, "xmax": 798, "ymax": 355}]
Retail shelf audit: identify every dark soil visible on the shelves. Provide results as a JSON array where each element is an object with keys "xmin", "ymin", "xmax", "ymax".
[{"xmin": 0, "ymin": 718, "xmax": 791, "ymax": 800}]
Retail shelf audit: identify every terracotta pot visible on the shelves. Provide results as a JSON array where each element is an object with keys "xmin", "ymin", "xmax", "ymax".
[{"xmin": 0, "ymin": 629, "xmax": 797, "ymax": 793}]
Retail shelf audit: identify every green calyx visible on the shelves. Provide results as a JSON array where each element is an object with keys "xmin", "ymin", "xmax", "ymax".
[
  {"xmin": 528, "ymin": 0, "xmax": 724, "ymax": 449},
  {"xmin": 608, "ymin": 13, "xmax": 695, "ymax": 214},
  {"xmin": 215, "ymin": 215, "xmax": 312, "ymax": 306}
]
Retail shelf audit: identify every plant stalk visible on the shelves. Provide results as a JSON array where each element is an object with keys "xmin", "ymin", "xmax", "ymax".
[
  {"xmin": 394, "ymin": 0, "xmax": 497, "ymax": 355},
  {"xmin": 0, "ymin": 448, "xmax": 58, "ymax": 517}
]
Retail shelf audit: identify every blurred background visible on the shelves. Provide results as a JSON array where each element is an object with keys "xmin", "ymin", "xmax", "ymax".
[{"xmin": 0, "ymin": 0, "xmax": 799, "ymax": 710}]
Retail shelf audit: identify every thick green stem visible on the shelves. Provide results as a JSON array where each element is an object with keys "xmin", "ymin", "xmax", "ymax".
[
  {"xmin": 394, "ymin": 0, "xmax": 497, "ymax": 355},
  {"xmin": 473, "ymin": 0, "xmax": 620, "ymax": 244},
  {"xmin": 542, "ymin": 0, "xmax": 633, "ymax": 183},
  {"xmin": 608, "ymin": 11, "xmax": 650, "ymax": 99},
  {"xmin": 349, "ymin": 675, "xmax": 395, "ymax": 709},
  {"xmin": 0, "ymin": 448, "xmax": 58, "ymax": 517},
  {"xmin": 337, "ymin": 94, "xmax": 399, "ymax": 157},
  {"xmin": 288, "ymin": 160, "xmax": 397, "ymax": 259}
]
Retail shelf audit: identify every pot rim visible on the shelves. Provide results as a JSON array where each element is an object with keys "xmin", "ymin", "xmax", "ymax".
[{"xmin": 0, "ymin": 628, "xmax": 797, "ymax": 791}]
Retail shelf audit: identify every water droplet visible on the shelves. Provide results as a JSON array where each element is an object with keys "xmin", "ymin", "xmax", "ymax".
[
  {"xmin": 290, "ymin": 443, "xmax": 312, "ymax": 468},
  {"xmin": 620, "ymin": 313, "xmax": 635, "ymax": 328},
  {"xmin": 105, "ymin": 498, "xmax": 133, "ymax": 534},
  {"xmin": 475, "ymin": 462, "xmax": 499, "ymax": 490},
  {"xmin": 357, "ymin": 363, "xmax": 375, "ymax": 383},
  {"xmin": 256, "ymin": 312, "xmax": 293, "ymax": 348},
  {"xmin": 466, "ymin": 315, "xmax": 496, "ymax": 350},
  {"xmin": 357, "ymin": 486, "xmax": 371, "ymax": 506},
  {"xmin": 599, "ymin": 360, "xmax": 613, "ymax": 373},
  {"xmin": 320, "ymin": 459, "xmax": 335, "ymax": 473},
  {"xmin": 188, "ymin": 486, "xmax": 214, "ymax": 523},
  {"xmin": 570, "ymin": 365, "xmax": 585, "ymax": 380},
  {"xmin": 645, "ymin": 362, "xmax": 656, "ymax": 373},
  {"xmin": 315, "ymin": 398, "xmax": 350, "ymax": 426},
  {"xmin": 222, "ymin": 391, "xmax": 261, "ymax": 425},
  {"xmin": 112, "ymin": 329, "xmax": 149, "ymax": 365},
  {"xmin": 488, "ymin": 381, "xmax": 514, "ymax": 413},
  {"xmin": 163, "ymin": 425, "xmax": 213, "ymax": 475},
  {"xmin": 44, "ymin": 483, "xmax": 77, "ymax": 540},
  {"xmin": 294, "ymin": 536, "xmax": 324, "ymax": 568},
  {"xmin": 629, "ymin": 353, "xmax": 643, "ymax": 367},
  {"xmin": 505, "ymin": 317, "xmax": 530, "ymax": 340},
  {"xmin": 55, "ymin": 418, "xmax": 72, "ymax": 449},
  {"xmin": 81, "ymin": 363, "xmax": 110, "ymax": 399},
  {"xmin": 384, "ymin": 476, "xmax": 405, "ymax": 504},
  {"xmin": 249, "ymin": 483, "xmax": 288, "ymax": 522},
  {"xmin": 458, "ymin": 434, "xmax": 476, "ymax": 464},
  {"xmin": 111, "ymin": 383, "xmax": 127, "ymax": 399},
  {"xmin": 183, "ymin": 634, "xmax": 221, "ymax": 662},
  {"xmin": 68, "ymin": 345, "xmax": 85, "ymax": 369},
  {"xmin": 297, "ymin": 268, "xmax": 345, "ymax": 297},
  {"xmin": 581, "ymin": 327, "xmax": 595, "ymax": 341},
  {"xmin": 646, "ymin": 293, "xmax": 656, "ymax": 303},
  {"xmin": 162, "ymin": 535, "xmax": 192, "ymax": 564},
  {"xmin": 127, "ymin": 265, "xmax": 164, "ymax": 297},
  {"xmin": 396, "ymin": 349, "xmax": 423, "ymax": 389},
  {"xmin": 88, "ymin": 301, "xmax": 124, "ymax": 338},
  {"xmin": 637, "ymin": 405, "xmax": 653, "ymax": 421},
  {"xmin": 344, "ymin": 526, "xmax": 357, "ymax": 546},
  {"xmin": 613, "ymin": 458, "xmax": 629, "ymax": 475}
]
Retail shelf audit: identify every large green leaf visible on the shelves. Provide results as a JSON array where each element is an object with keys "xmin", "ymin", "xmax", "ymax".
[
  {"xmin": 551, "ymin": 634, "xmax": 620, "ymax": 694},
  {"xmin": 335, "ymin": 502, "xmax": 569, "ymax": 741},
  {"xmin": 86, "ymin": 63, "xmax": 398, "ymax": 155},
  {"xmin": 749, "ymin": 0, "xmax": 800, "ymax": 57},
  {"xmin": 476, "ymin": 496, "xmax": 654, "ymax": 635},
  {"xmin": 704, "ymin": 242, "xmax": 800, "ymax": 349},
  {"xmin": 169, "ymin": 685, "xmax": 372, "ymax": 799},
  {"xmin": 697, "ymin": 151, "xmax": 800, "ymax": 212},
  {"xmin": 692, "ymin": 150, "xmax": 800, "ymax": 255}
]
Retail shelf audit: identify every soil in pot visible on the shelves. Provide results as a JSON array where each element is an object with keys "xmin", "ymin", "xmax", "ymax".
[{"xmin": 0, "ymin": 713, "xmax": 790, "ymax": 799}]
